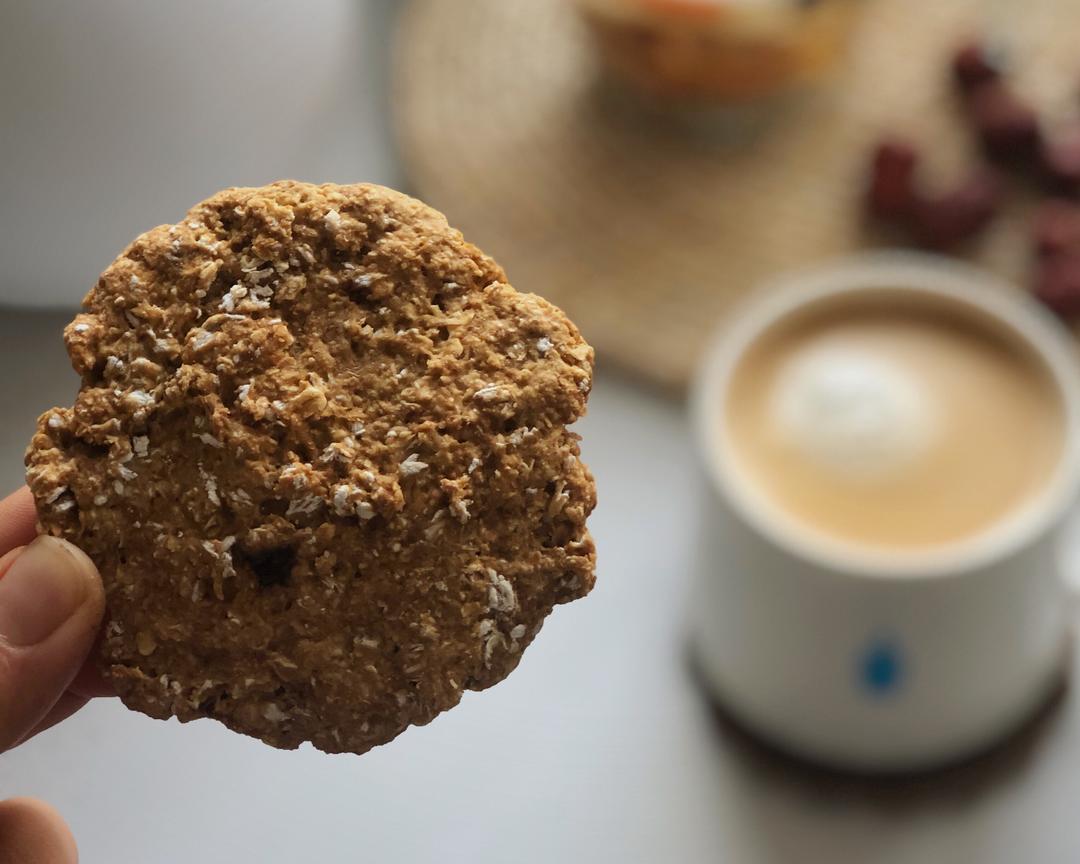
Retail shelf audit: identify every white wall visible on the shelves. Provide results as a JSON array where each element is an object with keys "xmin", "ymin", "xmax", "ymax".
[{"xmin": 0, "ymin": 0, "xmax": 401, "ymax": 308}]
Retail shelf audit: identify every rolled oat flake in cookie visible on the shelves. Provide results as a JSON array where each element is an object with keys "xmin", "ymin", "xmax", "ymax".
[{"xmin": 25, "ymin": 181, "xmax": 596, "ymax": 754}]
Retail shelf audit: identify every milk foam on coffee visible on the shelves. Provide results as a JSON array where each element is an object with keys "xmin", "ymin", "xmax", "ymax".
[
  {"xmin": 770, "ymin": 343, "xmax": 935, "ymax": 481},
  {"xmin": 723, "ymin": 297, "xmax": 1066, "ymax": 551}
]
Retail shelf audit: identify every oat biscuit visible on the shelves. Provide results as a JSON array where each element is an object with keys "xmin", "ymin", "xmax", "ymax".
[{"xmin": 25, "ymin": 181, "xmax": 596, "ymax": 754}]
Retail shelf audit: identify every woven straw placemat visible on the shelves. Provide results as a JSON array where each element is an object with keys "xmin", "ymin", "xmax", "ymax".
[{"xmin": 394, "ymin": 0, "xmax": 1080, "ymax": 391}]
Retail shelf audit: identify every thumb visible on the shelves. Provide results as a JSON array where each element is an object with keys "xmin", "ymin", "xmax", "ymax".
[
  {"xmin": 0, "ymin": 798, "xmax": 78, "ymax": 864},
  {"xmin": 0, "ymin": 536, "xmax": 104, "ymax": 751}
]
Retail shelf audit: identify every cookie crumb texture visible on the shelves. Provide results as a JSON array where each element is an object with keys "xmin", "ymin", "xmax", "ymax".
[{"xmin": 26, "ymin": 181, "xmax": 596, "ymax": 754}]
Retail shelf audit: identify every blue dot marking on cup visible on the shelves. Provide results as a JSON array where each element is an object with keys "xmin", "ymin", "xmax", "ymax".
[{"xmin": 859, "ymin": 640, "xmax": 903, "ymax": 697}]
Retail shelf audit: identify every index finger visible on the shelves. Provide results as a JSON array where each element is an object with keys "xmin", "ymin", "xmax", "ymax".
[{"xmin": 0, "ymin": 487, "xmax": 40, "ymax": 553}]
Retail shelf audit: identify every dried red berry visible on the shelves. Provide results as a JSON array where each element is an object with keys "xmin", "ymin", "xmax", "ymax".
[
  {"xmin": 1040, "ymin": 124, "xmax": 1080, "ymax": 197},
  {"xmin": 1034, "ymin": 252, "xmax": 1080, "ymax": 317},
  {"xmin": 1033, "ymin": 199, "xmax": 1080, "ymax": 258},
  {"xmin": 952, "ymin": 40, "xmax": 1002, "ymax": 93},
  {"xmin": 913, "ymin": 169, "xmax": 1003, "ymax": 249},
  {"xmin": 867, "ymin": 138, "xmax": 919, "ymax": 221},
  {"xmin": 969, "ymin": 83, "xmax": 1041, "ymax": 163}
]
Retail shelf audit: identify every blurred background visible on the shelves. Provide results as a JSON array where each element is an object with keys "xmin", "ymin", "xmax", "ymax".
[{"xmin": 6, "ymin": 0, "xmax": 1080, "ymax": 861}]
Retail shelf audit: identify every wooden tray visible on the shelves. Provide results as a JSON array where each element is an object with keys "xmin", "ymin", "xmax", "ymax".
[{"xmin": 394, "ymin": 0, "xmax": 1080, "ymax": 390}]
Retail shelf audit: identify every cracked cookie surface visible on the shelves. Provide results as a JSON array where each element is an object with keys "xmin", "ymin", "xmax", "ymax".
[{"xmin": 25, "ymin": 181, "xmax": 596, "ymax": 754}]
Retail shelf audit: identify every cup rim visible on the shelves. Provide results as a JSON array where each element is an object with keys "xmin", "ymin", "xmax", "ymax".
[{"xmin": 691, "ymin": 251, "xmax": 1080, "ymax": 580}]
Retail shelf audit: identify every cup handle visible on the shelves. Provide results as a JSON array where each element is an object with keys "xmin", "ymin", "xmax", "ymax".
[{"xmin": 1061, "ymin": 509, "xmax": 1080, "ymax": 602}]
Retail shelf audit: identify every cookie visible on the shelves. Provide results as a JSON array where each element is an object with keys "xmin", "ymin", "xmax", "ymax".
[{"xmin": 25, "ymin": 181, "xmax": 596, "ymax": 754}]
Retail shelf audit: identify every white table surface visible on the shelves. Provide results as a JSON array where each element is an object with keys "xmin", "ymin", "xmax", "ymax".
[
  {"xmin": 4, "ymin": 309, "xmax": 1080, "ymax": 864},
  {"xmin": 6, "ymin": 2, "xmax": 1080, "ymax": 861}
]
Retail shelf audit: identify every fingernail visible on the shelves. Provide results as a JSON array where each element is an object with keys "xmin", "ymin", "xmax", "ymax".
[{"xmin": 0, "ymin": 536, "xmax": 93, "ymax": 646}]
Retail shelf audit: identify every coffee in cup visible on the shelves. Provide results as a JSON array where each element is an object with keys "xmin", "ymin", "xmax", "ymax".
[{"xmin": 721, "ymin": 291, "xmax": 1066, "ymax": 552}]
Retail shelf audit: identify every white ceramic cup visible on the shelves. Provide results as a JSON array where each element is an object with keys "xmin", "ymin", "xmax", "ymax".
[{"xmin": 690, "ymin": 253, "xmax": 1080, "ymax": 773}]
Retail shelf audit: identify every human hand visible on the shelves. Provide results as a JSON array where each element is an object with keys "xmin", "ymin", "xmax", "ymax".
[{"xmin": 0, "ymin": 486, "xmax": 107, "ymax": 863}]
